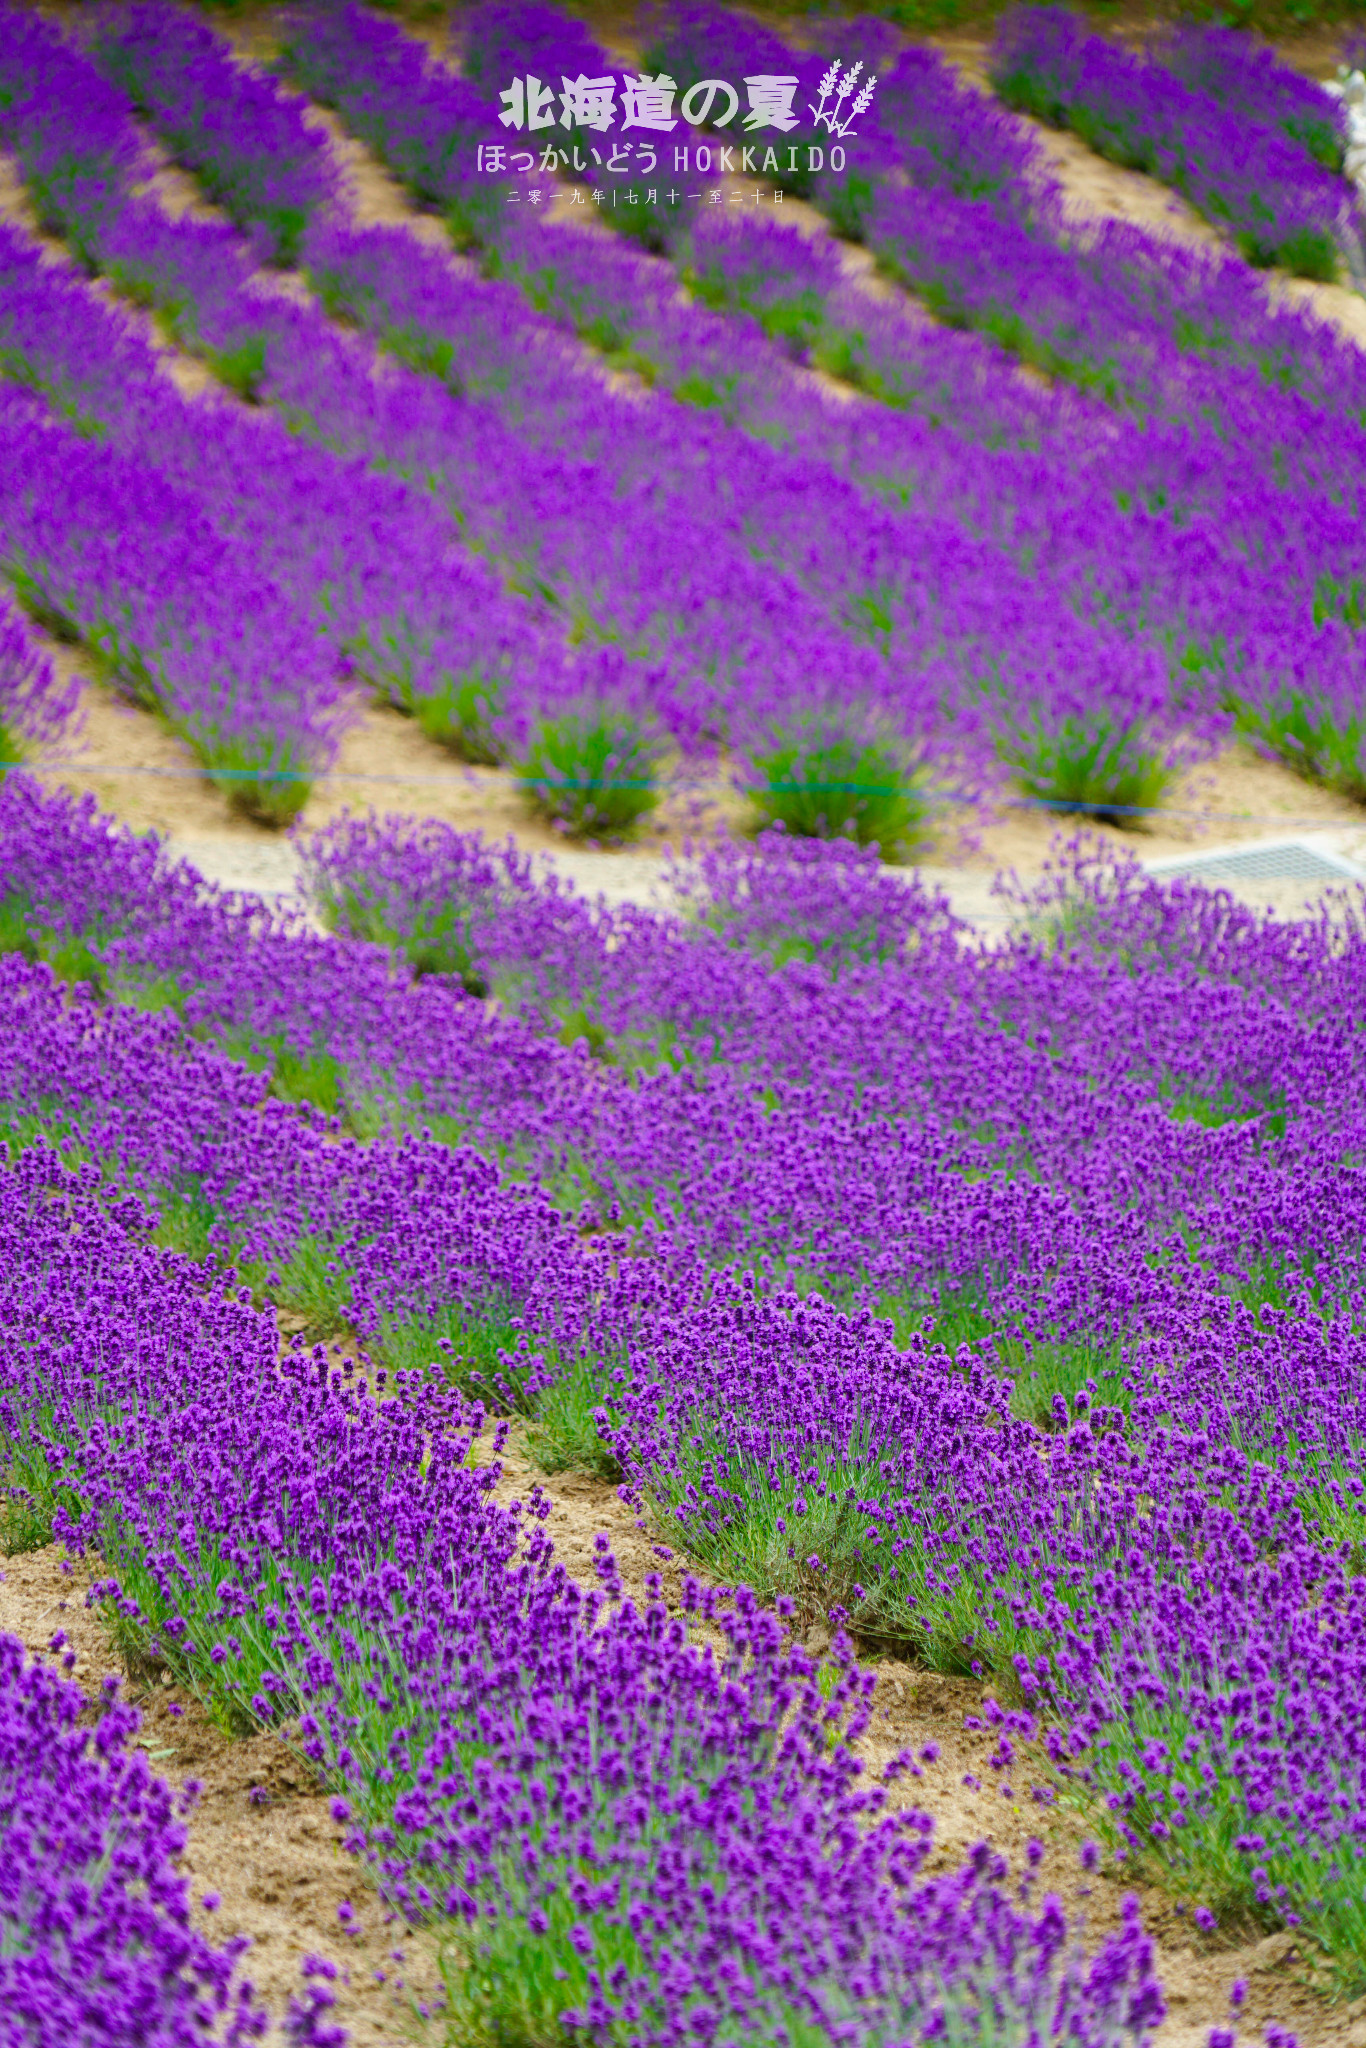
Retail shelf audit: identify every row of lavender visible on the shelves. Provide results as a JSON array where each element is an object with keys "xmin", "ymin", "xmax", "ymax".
[
  {"xmin": 633, "ymin": 12, "xmax": 1363, "ymax": 448},
  {"xmin": 10, "ymin": 1150, "xmax": 1170, "ymax": 2045},
  {"xmin": 4, "ymin": 775, "xmax": 1366, "ymax": 2006},
  {"xmin": 3, "ymin": 3, "xmax": 1366, "ymax": 830},
  {"xmin": 0, "ymin": 1624, "xmax": 270, "ymax": 2046},
  {"xmin": 0, "ymin": 0, "xmax": 569, "ymax": 825},
  {"xmin": 636, "ymin": 1, "xmax": 1356, "ymax": 281},
  {"xmin": 0, "ymin": 784, "xmax": 1179, "ymax": 2039}
]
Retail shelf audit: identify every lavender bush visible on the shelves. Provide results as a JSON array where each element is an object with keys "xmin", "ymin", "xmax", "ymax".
[
  {"xmin": 685, "ymin": 209, "xmax": 844, "ymax": 360},
  {"xmin": 1, "ymin": 10, "xmax": 970, "ymax": 796},
  {"xmin": 518, "ymin": 705, "xmax": 662, "ymax": 838},
  {"xmin": 875, "ymin": 40, "xmax": 1046, "ymax": 205},
  {"xmin": 276, "ymin": 1, "xmax": 501, "ymax": 250},
  {"xmin": 639, "ymin": 0, "xmax": 826, "ymax": 195},
  {"xmin": 666, "ymin": 825, "xmax": 967, "ymax": 972},
  {"xmin": 297, "ymin": 811, "xmax": 567, "ymax": 996},
  {"xmin": 995, "ymin": 708, "xmax": 1181, "ymax": 826},
  {"xmin": 0, "ymin": 4, "xmax": 149, "ymax": 273},
  {"xmin": 9, "ymin": 775, "xmax": 1366, "ymax": 1987},
  {"xmin": 744, "ymin": 713, "xmax": 931, "ymax": 856},
  {"xmin": 460, "ymin": 0, "xmax": 610, "ymax": 98},
  {"xmin": 1232, "ymin": 675, "xmax": 1366, "ymax": 801}
]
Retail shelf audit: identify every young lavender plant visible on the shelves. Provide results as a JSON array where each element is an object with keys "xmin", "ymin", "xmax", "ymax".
[{"xmin": 518, "ymin": 709, "xmax": 661, "ymax": 839}]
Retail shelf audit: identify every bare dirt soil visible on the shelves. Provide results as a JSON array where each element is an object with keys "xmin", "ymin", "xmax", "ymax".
[{"xmin": 36, "ymin": 655, "xmax": 747, "ymax": 859}]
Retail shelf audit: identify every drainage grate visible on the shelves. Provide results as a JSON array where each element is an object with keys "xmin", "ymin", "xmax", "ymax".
[{"xmin": 1149, "ymin": 840, "xmax": 1365, "ymax": 887}]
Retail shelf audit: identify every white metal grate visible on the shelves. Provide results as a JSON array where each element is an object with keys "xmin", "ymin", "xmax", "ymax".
[{"xmin": 1148, "ymin": 840, "xmax": 1366, "ymax": 887}]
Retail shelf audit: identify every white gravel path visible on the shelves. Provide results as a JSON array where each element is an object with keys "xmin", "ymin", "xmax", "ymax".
[{"xmin": 163, "ymin": 827, "xmax": 1366, "ymax": 941}]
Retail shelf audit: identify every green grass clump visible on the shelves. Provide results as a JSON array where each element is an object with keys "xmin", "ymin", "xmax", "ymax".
[
  {"xmin": 410, "ymin": 672, "xmax": 504, "ymax": 764},
  {"xmin": 745, "ymin": 721, "xmax": 929, "ymax": 859},
  {"xmin": 1234, "ymin": 218, "xmax": 1338, "ymax": 282},
  {"xmin": 999, "ymin": 713, "xmax": 1174, "ymax": 828},
  {"xmin": 317, "ymin": 880, "xmax": 490, "ymax": 994},
  {"xmin": 200, "ymin": 740, "xmax": 312, "ymax": 828},
  {"xmin": 518, "ymin": 710, "xmax": 660, "ymax": 838}
]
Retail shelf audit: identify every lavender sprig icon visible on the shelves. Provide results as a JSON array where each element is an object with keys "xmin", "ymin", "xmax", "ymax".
[{"xmin": 809, "ymin": 58, "xmax": 878, "ymax": 137}]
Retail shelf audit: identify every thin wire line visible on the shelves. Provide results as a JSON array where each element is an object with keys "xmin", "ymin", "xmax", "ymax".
[{"xmin": 15, "ymin": 759, "xmax": 1365, "ymax": 832}]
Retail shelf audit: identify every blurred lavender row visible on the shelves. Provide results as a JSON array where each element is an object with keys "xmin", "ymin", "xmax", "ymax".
[
  {"xmin": 280, "ymin": 0, "xmax": 1366, "ymax": 811},
  {"xmin": 4, "ymin": 1, "xmax": 1364, "ymax": 828}
]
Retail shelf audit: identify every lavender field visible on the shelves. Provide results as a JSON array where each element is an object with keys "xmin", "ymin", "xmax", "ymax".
[{"xmin": 2, "ymin": 1, "xmax": 1366, "ymax": 2043}]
